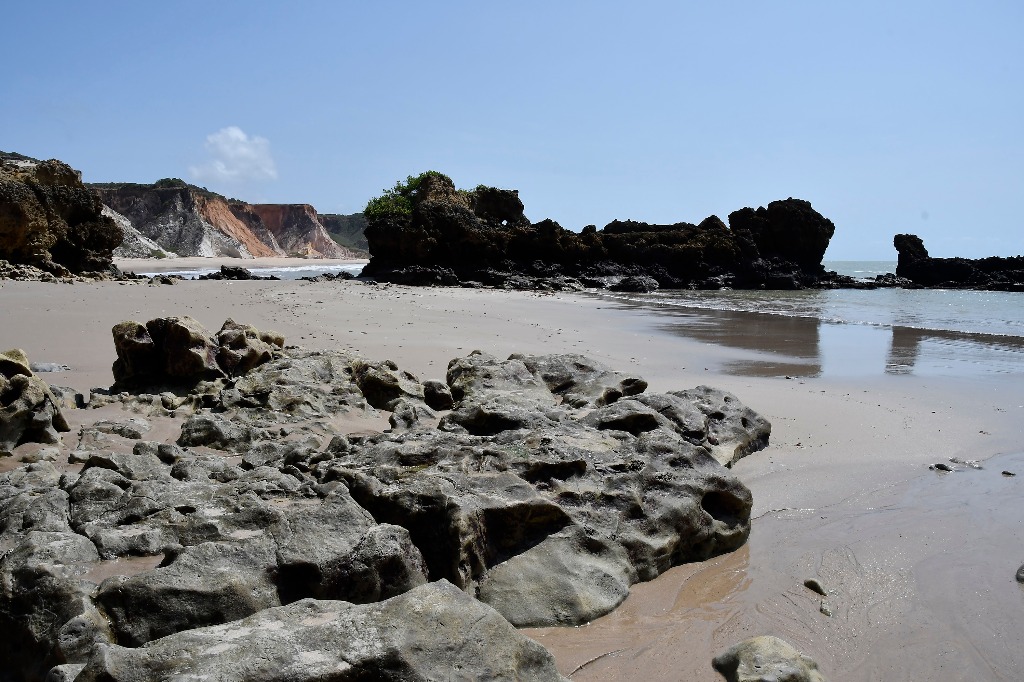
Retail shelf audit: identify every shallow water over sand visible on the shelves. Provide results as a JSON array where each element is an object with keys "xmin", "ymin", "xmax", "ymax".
[
  {"xmin": 598, "ymin": 285, "xmax": 1024, "ymax": 379},
  {"xmin": 527, "ymin": 452, "xmax": 1024, "ymax": 681}
]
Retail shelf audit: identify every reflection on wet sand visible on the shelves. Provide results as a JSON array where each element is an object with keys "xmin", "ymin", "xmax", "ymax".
[
  {"xmin": 886, "ymin": 325, "xmax": 1024, "ymax": 376},
  {"xmin": 616, "ymin": 298, "xmax": 1024, "ymax": 379}
]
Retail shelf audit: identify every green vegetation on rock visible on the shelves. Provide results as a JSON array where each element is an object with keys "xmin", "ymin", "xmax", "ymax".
[{"xmin": 364, "ymin": 170, "xmax": 451, "ymax": 220}]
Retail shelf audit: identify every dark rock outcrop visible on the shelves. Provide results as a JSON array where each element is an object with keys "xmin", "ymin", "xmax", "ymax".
[
  {"xmin": 894, "ymin": 234, "xmax": 1024, "ymax": 290},
  {"xmin": 0, "ymin": 153, "xmax": 122, "ymax": 274},
  {"xmin": 361, "ymin": 172, "xmax": 839, "ymax": 290}
]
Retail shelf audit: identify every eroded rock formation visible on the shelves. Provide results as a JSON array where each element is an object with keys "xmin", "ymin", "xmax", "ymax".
[
  {"xmin": 93, "ymin": 179, "xmax": 361, "ymax": 260},
  {"xmin": 0, "ymin": 152, "xmax": 122, "ymax": 274},
  {"xmin": 0, "ymin": 349, "xmax": 71, "ymax": 456},
  {"xmin": 894, "ymin": 233, "xmax": 1024, "ymax": 290},
  {"xmin": 0, "ymin": 319, "xmax": 771, "ymax": 680},
  {"xmin": 361, "ymin": 172, "xmax": 839, "ymax": 290}
]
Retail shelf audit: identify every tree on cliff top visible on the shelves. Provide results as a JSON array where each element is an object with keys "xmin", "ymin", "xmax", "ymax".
[{"xmin": 364, "ymin": 170, "xmax": 451, "ymax": 221}]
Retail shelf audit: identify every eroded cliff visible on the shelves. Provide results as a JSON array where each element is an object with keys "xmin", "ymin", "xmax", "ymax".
[{"xmin": 92, "ymin": 180, "xmax": 362, "ymax": 260}]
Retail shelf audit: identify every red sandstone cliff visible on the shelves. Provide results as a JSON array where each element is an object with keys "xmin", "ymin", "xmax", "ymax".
[{"xmin": 92, "ymin": 180, "xmax": 361, "ymax": 260}]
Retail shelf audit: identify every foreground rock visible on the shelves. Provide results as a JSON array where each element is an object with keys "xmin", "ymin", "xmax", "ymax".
[
  {"xmin": 713, "ymin": 636, "xmax": 828, "ymax": 682},
  {"xmin": 361, "ymin": 171, "xmax": 843, "ymax": 290},
  {"xmin": 76, "ymin": 581, "xmax": 566, "ymax": 682},
  {"xmin": 110, "ymin": 316, "xmax": 283, "ymax": 389},
  {"xmin": 894, "ymin": 234, "xmax": 1024, "ymax": 290},
  {"xmin": 0, "ymin": 322, "xmax": 770, "ymax": 681},
  {"xmin": 0, "ymin": 152, "xmax": 122, "ymax": 275},
  {"xmin": 0, "ymin": 349, "xmax": 70, "ymax": 456}
]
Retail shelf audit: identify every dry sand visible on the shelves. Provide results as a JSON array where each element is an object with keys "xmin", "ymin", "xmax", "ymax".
[{"xmin": 1, "ymin": 271, "xmax": 1022, "ymax": 680}]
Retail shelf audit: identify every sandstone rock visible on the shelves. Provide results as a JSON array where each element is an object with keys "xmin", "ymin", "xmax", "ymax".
[
  {"xmin": 112, "ymin": 317, "xmax": 281, "ymax": 390},
  {"xmin": 1, "ymin": 351, "xmax": 71, "ymax": 455},
  {"xmin": 668, "ymin": 386, "xmax": 772, "ymax": 467},
  {"xmin": 713, "ymin": 635, "xmax": 827, "ymax": 682},
  {"xmin": 216, "ymin": 318, "xmax": 280, "ymax": 376},
  {"xmin": 77, "ymin": 581, "xmax": 566, "ymax": 682},
  {"xmin": 517, "ymin": 353, "xmax": 647, "ymax": 407},
  {"xmin": 0, "ymin": 531, "xmax": 103, "ymax": 680},
  {"xmin": 327, "ymin": 352, "xmax": 760, "ymax": 626},
  {"xmin": 272, "ymin": 488, "xmax": 428, "ymax": 603},
  {"xmin": 422, "ymin": 378, "xmax": 454, "ymax": 410},
  {"xmin": 177, "ymin": 413, "xmax": 266, "ymax": 452},
  {"xmin": 351, "ymin": 359, "xmax": 425, "ymax": 409},
  {"xmin": 96, "ymin": 537, "xmax": 281, "ymax": 646},
  {"xmin": 0, "ymin": 154, "xmax": 122, "ymax": 273}
]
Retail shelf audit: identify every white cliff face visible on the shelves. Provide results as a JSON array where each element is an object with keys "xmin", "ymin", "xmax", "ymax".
[{"xmin": 107, "ymin": 206, "xmax": 178, "ymax": 259}]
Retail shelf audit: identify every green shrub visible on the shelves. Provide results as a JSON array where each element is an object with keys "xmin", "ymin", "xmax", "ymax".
[{"xmin": 364, "ymin": 170, "xmax": 451, "ymax": 221}]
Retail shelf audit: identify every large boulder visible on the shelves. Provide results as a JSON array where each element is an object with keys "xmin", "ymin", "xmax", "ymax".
[
  {"xmin": 0, "ymin": 349, "xmax": 71, "ymax": 456},
  {"xmin": 111, "ymin": 317, "xmax": 282, "ymax": 389},
  {"xmin": 76, "ymin": 581, "xmax": 567, "ymax": 682},
  {"xmin": 728, "ymin": 198, "xmax": 836, "ymax": 273},
  {"xmin": 0, "ymin": 154, "xmax": 121, "ymax": 274},
  {"xmin": 328, "ymin": 351, "xmax": 762, "ymax": 626},
  {"xmin": 713, "ymin": 635, "xmax": 828, "ymax": 682}
]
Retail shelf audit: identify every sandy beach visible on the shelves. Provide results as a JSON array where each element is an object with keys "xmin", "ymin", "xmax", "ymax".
[{"xmin": 2, "ymin": 270, "xmax": 1022, "ymax": 680}]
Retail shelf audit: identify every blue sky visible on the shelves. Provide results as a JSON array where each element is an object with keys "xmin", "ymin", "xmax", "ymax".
[{"xmin": 3, "ymin": 1, "xmax": 1021, "ymax": 259}]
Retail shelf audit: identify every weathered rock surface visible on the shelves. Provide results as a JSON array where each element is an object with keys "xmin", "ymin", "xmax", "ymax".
[
  {"xmin": 0, "ymin": 152, "xmax": 122, "ymax": 274},
  {"xmin": 93, "ymin": 179, "xmax": 362, "ymax": 260},
  {"xmin": 361, "ymin": 172, "xmax": 841, "ymax": 290},
  {"xmin": 894, "ymin": 234, "xmax": 1024, "ymax": 290},
  {"xmin": 1, "ymin": 349, "xmax": 71, "ymax": 456},
  {"xmin": 105, "ymin": 205, "xmax": 175, "ymax": 259},
  {"xmin": 713, "ymin": 635, "xmax": 828, "ymax": 682},
  {"xmin": 0, "ymin": 334, "xmax": 771, "ymax": 681},
  {"xmin": 111, "ymin": 316, "xmax": 282, "ymax": 389},
  {"xmin": 76, "ymin": 582, "xmax": 566, "ymax": 682}
]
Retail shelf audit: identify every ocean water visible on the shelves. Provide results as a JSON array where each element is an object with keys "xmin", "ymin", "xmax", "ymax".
[
  {"xmin": 135, "ymin": 263, "xmax": 366, "ymax": 280},
  {"xmin": 600, "ymin": 261, "xmax": 1024, "ymax": 379}
]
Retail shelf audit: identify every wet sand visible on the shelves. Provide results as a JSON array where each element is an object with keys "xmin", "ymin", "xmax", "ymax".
[{"xmin": 1, "ymin": 271, "xmax": 1022, "ymax": 679}]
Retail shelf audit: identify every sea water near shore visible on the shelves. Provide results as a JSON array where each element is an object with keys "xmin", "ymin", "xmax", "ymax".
[
  {"xmin": 602, "ymin": 260, "xmax": 1024, "ymax": 379},
  {"xmin": 133, "ymin": 259, "xmax": 1024, "ymax": 379}
]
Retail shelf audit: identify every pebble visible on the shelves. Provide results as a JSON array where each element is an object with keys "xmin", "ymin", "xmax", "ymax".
[
  {"xmin": 819, "ymin": 600, "xmax": 833, "ymax": 617},
  {"xmin": 929, "ymin": 462, "xmax": 954, "ymax": 472},
  {"xmin": 1002, "ymin": 471, "xmax": 1016, "ymax": 477},
  {"xmin": 1017, "ymin": 564, "xmax": 1024, "ymax": 583}
]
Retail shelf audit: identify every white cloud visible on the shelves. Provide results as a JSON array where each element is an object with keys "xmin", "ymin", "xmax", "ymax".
[{"xmin": 189, "ymin": 126, "xmax": 278, "ymax": 184}]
